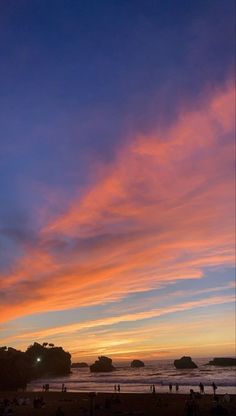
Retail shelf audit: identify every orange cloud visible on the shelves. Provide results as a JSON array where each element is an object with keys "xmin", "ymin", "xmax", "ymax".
[{"xmin": 0, "ymin": 81, "xmax": 234, "ymax": 324}]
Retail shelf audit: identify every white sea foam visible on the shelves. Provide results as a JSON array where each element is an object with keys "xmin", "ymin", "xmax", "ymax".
[{"xmin": 28, "ymin": 358, "xmax": 236, "ymax": 394}]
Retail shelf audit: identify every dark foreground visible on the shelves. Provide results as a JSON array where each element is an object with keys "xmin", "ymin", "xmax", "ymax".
[{"xmin": 0, "ymin": 391, "xmax": 236, "ymax": 416}]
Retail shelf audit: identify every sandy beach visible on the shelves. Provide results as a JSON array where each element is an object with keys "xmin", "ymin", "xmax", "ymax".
[{"xmin": 0, "ymin": 391, "xmax": 236, "ymax": 416}]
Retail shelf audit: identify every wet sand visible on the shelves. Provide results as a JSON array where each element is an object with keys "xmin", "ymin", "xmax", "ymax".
[{"xmin": 0, "ymin": 391, "xmax": 236, "ymax": 415}]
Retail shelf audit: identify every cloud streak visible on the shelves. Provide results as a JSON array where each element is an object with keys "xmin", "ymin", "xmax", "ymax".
[
  {"xmin": 2, "ymin": 294, "xmax": 234, "ymax": 344},
  {"xmin": 0, "ymin": 80, "xmax": 234, "ymax": 326}
]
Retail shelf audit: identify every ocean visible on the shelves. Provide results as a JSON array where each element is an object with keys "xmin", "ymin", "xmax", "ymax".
[{"xmin": 28, "ymin": 358, "xmax": 236, "ymax": 394}]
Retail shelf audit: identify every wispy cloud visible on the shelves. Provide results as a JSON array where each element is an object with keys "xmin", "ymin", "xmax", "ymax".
[
  {"xmin": 2, "ymin": 308, "xmax": 235, "ymax": 360},
  {"xmin": 0, "ymin": 80, "xmax": 234, "ymax": 327},
  {"xmin": 2, "ymin": 294, "xmax": 234, "ymax": 344}
]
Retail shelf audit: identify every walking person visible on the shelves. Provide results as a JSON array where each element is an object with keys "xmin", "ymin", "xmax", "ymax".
[
  {"xmin": 169, "ymin": 383, "xmax": 172, "ymax": 393},
  {"xmin": 199, "ymin": 382, "xmax": 204, "ymax": 394},
  {"xmin": 117, "ymin": 384, "xmax": 121, "ymax": 393},
  {"xmin": 212, "ymin": 382, "xmax": 217, "ymax": 395},
  {"xmin": 175, "ymin": 383, "xmax": 179, "ymax": 392}
]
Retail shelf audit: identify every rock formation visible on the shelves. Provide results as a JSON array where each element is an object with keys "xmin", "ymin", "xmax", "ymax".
[
  {"xmin": 90, "ymin": 356, "xmax": 115, "ymax": 372},
  {"xmin": 0, "ymin": 343, "xmax": 71, "ymax": 389},
  {"xmin": 131, "ymin": 359, "xmax": 145, "ymax": 368},
  {"xmin": 174, "ymin": 356, "xmax": 197, "ymax": 369},
  {"xmin": 0, "ymin": 347, "xmax": 31, "ymax": 390},
  {"xmin": 206, "ymin": 357, "xmax": 236, "ymax": 366},
  {"xmin": 25, "ymin": 342, "xmax": 71, "ymax": 377},
  {"xmin": 71, "ymin": 362, "xmax": 88, "ymax": 368}
]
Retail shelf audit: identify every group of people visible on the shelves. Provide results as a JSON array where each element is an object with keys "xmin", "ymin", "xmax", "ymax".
[
  {"xmin": 147, "ymin": 381, "xmax": 219, "ymax": 396},
  {"xmin": 113, "ymin": 384, "xmax": 121, "ymax": 393},
  {"xmin": 42, "ymin": 383, "xmax": 50, "ymax": 392},
  {"xmin": 211, "ymin": 395, "xmax": 230, "ymax": 415},
  {"xmin": 0, "ymin": 399, "xmax": 13, "ymax": 416},
  {"xmin": 185, "ymin": 394, "xmax": 200, "ymax": 416},
  {"xmin": 0, "ymin": 396, "xmax": 33, "ymax": 415},
  {"xmin": 61, "ymin": 384, "xmax": 67, "ymax": 393},
  {"xmin": 150, "ymin": 383, "xmax": 180, "ymax": 394},
  {"xmin": 185, "ymin": 390, "xmax": 230, "ymax": 416},
  {"xmin": 168, "ymin": 383, "xmax": 179, "ymax": 392},
  {"xmin": 199, "ymin": 382, "xmax": 217, "ymax": 395},
  {"xmin": 33, "ymin": 396, "xmax": 46, "ymax": 409}
]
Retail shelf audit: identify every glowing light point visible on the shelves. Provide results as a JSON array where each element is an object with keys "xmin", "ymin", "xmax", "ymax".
[{"xmin": 36, "ymin": 357, "xmax": 41, "ymax": 362}]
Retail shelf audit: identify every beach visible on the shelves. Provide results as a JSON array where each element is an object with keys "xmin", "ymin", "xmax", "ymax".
[
  {"xmin": 1, "ymin": 391, "xmax": 236, "ymax": 415},
  {"xmin": 28, "ymin": 360, "xmax": 236, "ymax": 395}
]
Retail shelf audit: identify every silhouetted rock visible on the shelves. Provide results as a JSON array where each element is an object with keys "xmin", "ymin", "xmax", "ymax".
[
  {"xmin": 0, "ymin": 347, "xmax": 31, "ymax": 390},
  {"xmin": 90, "ymin": 356, "xmax": 115, "ymax": 372},
  {"xmin": 131, "ymin": 359, "xmax": 145, "ymax": 368},
  {"xmin": 25, "ymin": 342, "xmax": 71, "ymax": 377},
  {"xmin": 206, "ymin": 357, "xmax": 236, "ymax": 366},
  {"xmin": 0, "ymin": 343, "xmax": 71, "ymax": 389},
  {"xmin": 71, "ymin": 362, "xmax": 88, "ymax": 368},
  {"xmin": 174, "ymin": 356, "xmax": 197, "ymax": 369}
]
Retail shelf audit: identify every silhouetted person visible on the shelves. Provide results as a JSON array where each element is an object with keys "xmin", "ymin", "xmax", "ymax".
[
  {"xmin": 175, "ymin": 383, "xmax": 179, "ymax": 392},
  {"xmin": 33, "ymin": 397, "xmax": 40, "ymax": 409},
  {"xmin": 55, "ymin": 406, "xmax": 64, "ymax": 416},
  {"xmin": 117, "ymin": 384, "xmax": 121, "ymax": 393},
  {"xmin": 89, "ymin": 392, "xmax": 96, "ymax": 416},
  {"xmin": 169, "ymin": 383, "xmax": 172, "ymax": 393},
  {"xmin": 223, "ymin": 393, "xmax": 230, "ymax": 403},
  {"xmin": 199, "ymin": 382, "xmax": 204, "ymax": 394},
  {"xmin": 211, "ymin": 395, "xmax": 227, "ymax": 415},
  {"xmin": 61, "ymin": 383, "xmax": 65, "ymax": 392},
  {"xmin": 190, "ymin": 389, "xmax": 195, "ymax": 399},
  {"xmin": 184, "ymin": 398, "xmax": 194, "ymax": 416},
  {"xmin": 114, "ymin": 384, "xmax": 117, "ymax": 392},
  {"xmin": 212, "ymin": 382, "xmax": 217, "ymax": 395},
  {"xmin": 152, "ymin": 385, "xmax": 156, "ymax": 395},
  {"xmin": 33, "ymin": 396, "xmax": 45, "ymax": 409}
]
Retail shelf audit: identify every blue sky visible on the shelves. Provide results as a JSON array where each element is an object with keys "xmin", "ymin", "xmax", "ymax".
[{"xmin": 0, "ymin": 0, "xmax": 235, "ymax": 360}]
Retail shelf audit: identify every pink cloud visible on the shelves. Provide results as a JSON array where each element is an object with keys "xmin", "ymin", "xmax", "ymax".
[{"xmin": 0, "ymin": 80, "xmax": 234, "ymax": 324}]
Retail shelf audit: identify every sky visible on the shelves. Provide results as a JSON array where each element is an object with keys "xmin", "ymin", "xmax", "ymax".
[{"xmin": 0, "ymin": 0, "xmax": 235, "ymax": 362}]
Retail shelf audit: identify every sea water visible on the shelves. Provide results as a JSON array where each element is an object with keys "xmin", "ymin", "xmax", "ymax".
[{"xmin": 28, "ymin": 358, "xmax": 236, "ymax": 394}]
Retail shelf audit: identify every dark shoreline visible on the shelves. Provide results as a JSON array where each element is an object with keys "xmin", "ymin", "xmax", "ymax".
[{"xmin": 1, "ymin": 391, "xmax": 236, "ymax": 416}]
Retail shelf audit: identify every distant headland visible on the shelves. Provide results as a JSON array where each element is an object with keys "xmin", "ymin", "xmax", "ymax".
[
  {"xmin": 0, "ymin": 343, "xmax": 71, "ymax": 390},
  {"xmin": 71, "ymin": 362, "xmax": 88, "ymax": 368},
  {"xmin": 205, "ymin": 357, "xmax": 236, "ymax": 367}
]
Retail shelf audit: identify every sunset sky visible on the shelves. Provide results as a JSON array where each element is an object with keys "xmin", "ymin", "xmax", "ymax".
[{"xmin": 0, "ymin": 0, "xmax": 235, "ymax": 362}]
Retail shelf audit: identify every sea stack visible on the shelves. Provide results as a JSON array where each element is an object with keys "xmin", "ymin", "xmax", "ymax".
[
  {"xmin": 131, "ymin": 359, "xmax": 145, "ymax": 368},
  {"xmin": 174, "ymin": 356, "xmax": 198, "ymax": 369},
  {"xmin": 206, "ymin": 357, "xmax": 236, "ymax": 366},
  {"xmin": 90, "ymin": 356, "xmax": 115, "ymax": 372}
]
